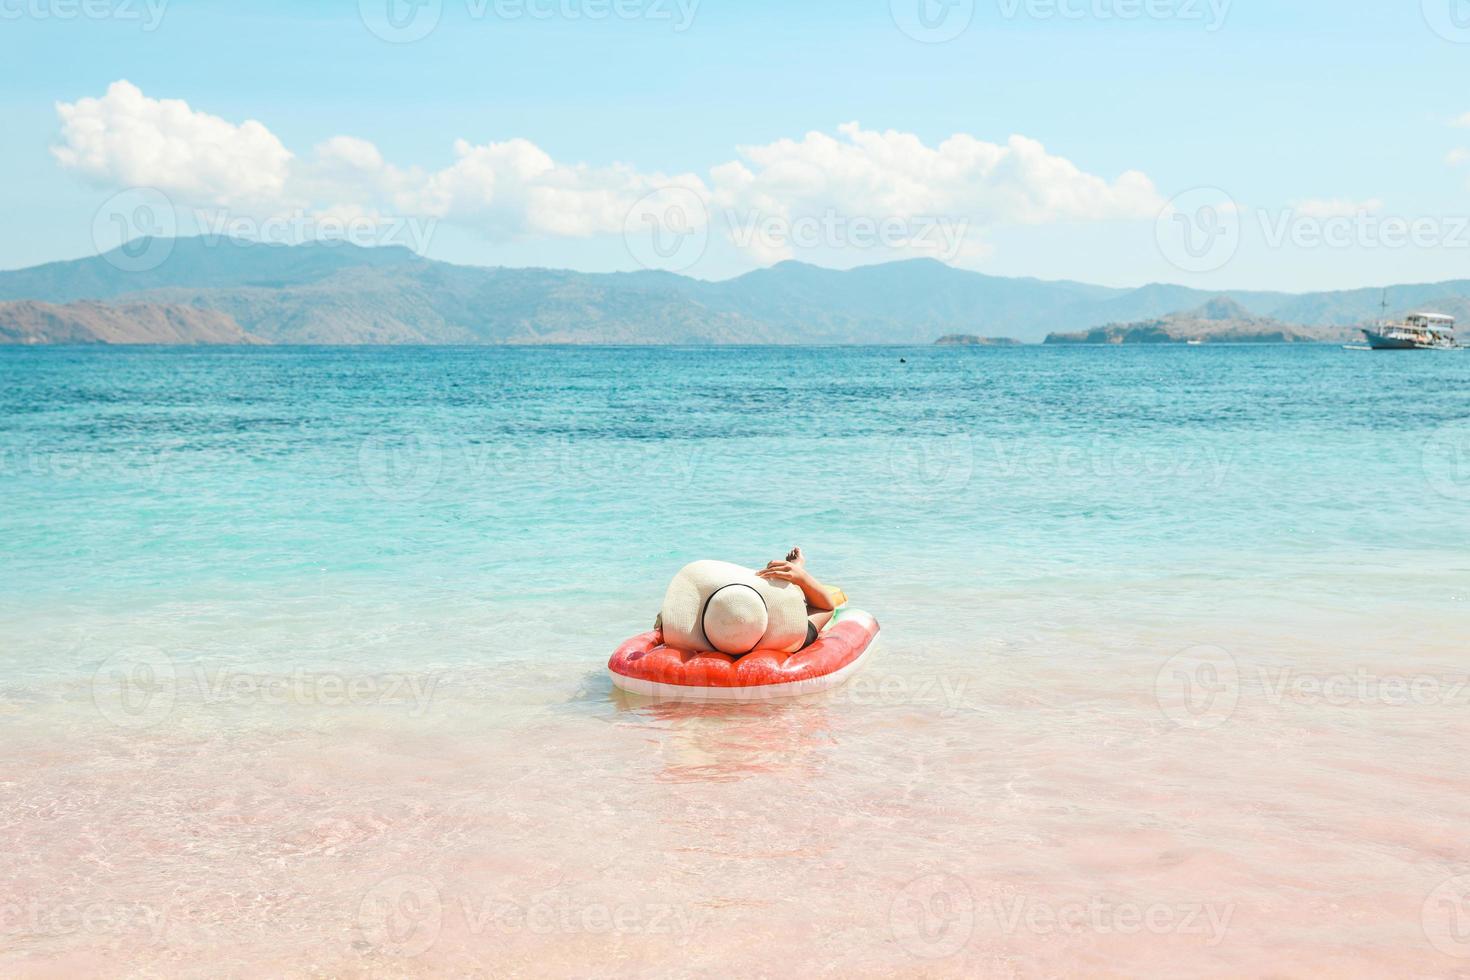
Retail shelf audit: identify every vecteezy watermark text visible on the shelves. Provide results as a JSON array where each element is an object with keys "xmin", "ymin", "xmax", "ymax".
[
  {"xmin": 889, "ymin": 432, "xmax": 1238, "ymax": 502},
  {"xmin": 889, "ymin": 874, "xmax": 1235, "ymax": 960},
  {"xmin": 92, "ymin": 648, "xmax": 441, "ymax": 729},
  {"xmin": 193, "ymin": 208, "xmax": 438, "ymax": 254},
  {"xmin": 1257, "ymin": 668, "xmax": 1470, "ymax": 708},
  {"xmin": 357, "ymin": 876, "xmax": 703, "ymax": 958},
  {"xmin": 726, "ymin": 210, "xmax": 971, "ymax": 263},
  {"xmin": 996, "ymin": 0, "xmax": 1229, "ymax": 30},
  {"xmin": 359, "ymin": 0, "xmax": 699, "ymax": 43},
  {"xmin": 621, "ymin": 185, "xmax": 974, "ymax": 273},
  {"xmin": 890, "ymin": 0, "xmax": 1228, "ymax": 43},
  {"xmin": 1257, "ymin": 211, "xmax": 1470, "ymax": 251},
  {"xmin": 91, "ymin": 187, "xmax": 437, "ymax": 274},
  {"xmin": 0, "ymin": 899, "xmax": 171, "ymax": 943},
  {"xmin": 191, "ymin": 668, "xmax": 439, "ymax": 714},
  {"xmin": 1156, "ymin": 645, "xmax": 1470, "ymax": 731},
  {"xmin": 0, "ymin": 0, "xmax": 168, "ymax": 29},
  {"xmin": 826, "ymin": 672, "xmax": 972, "ymax": 716},
  {"xmin": 357, "ymin": 431, "xmax": 705, "ymax": 503},
  {"xmin": 989, "ymin": 894, "xmax": 1235, "ymax": 946},
  {"xmin": 0, "ymin": 442, "xmax": 177, "ymax": 488},
  {"xmin": 1158, "ymin": 188, "xmax": 1470, "ymax": 274}
]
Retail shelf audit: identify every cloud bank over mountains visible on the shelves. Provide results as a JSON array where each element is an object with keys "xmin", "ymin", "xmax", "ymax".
[{"xmin": 53, "ymin": 80, "xmax": 1162, "ymax": 266}]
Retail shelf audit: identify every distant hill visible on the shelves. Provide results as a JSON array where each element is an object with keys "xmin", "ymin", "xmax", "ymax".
[
  {"xmin": 0, "ymin": 238, "xmax": 420, "ymax": 305},
  {"xmin": 676, "ymin": 260, "xmax": 1120, "ymax": 344},
  {"xmin": 1266, "ymin": 283, "xmax": 1470, "ymax": 326},
  {"xmin": 1, "ymin": 239, "xmax": 1465, "ymax": 344},
  {"xmin": 1044, "ymin": 297, "xmax": 1355, "ymax": 345},
  {"xmin": 934, "ymin": 335, "xmax": 1024, "ymax": 346},
  {"xmin": 0, "ymin": 300, "xmax": 260, "ymax": 345},
  {"xmin": 130, "ymin": 265, "xmax": 773, "ymax": 345}
]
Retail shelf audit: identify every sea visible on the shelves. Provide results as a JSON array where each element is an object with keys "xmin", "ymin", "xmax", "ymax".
[{"xmin": 1, "ymin": 344, "xmax": 1468, "ymax": 976}]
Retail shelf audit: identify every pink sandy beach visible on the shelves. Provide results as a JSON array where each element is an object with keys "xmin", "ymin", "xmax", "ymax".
[{"xmin": 4, "ymin": 602, "xmax": 1469, "ymax": 978}]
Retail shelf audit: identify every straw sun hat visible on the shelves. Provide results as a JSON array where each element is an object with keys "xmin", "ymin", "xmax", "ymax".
[{"xmin": 660, "ymin": 560, "xmax": 809, "ymax": 656}]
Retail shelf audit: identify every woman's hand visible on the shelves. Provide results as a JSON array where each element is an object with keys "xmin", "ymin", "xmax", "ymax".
[
  {"xmin": 758, "ymin": 560, "xmax": 836, "ymax": 611},
  {"xmin": 757, "ymin": 560, "xmax": 807, "ymax": 586}
]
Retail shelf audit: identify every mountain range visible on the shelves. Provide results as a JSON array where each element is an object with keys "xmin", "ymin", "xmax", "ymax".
[{"xmin": 1, "ymin": 237, "xmax": 1466, "ymax": 345}]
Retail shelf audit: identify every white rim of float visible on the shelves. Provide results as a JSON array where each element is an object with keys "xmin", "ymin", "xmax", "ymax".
[{"xmin": 610, "ymin": 616, "xmax": 880, "ymax": 702}]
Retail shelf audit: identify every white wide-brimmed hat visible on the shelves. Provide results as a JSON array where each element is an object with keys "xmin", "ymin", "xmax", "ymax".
[{"xmin": 660, "ymin": 560, "xmax": 809, "ymax": 656}]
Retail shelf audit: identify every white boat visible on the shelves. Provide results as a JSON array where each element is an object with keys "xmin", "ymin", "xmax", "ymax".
[{"xmin": 1361, "ymin": 312, "xmax": 1458, "ymax": 350}]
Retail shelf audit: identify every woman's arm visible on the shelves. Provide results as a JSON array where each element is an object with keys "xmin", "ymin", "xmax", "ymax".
[{"xmin": 756, "ymin": 561, "xmax": 837, "ymax": 612}]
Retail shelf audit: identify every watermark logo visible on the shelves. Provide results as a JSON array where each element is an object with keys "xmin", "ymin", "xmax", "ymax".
[
  {"xmin": 358, "ymin": 432, "xmax": 445, "ymax": 502},
  {"xmin": 1156, "ymin": 187, "xmax": 1240, "ymax": 274},
  {"xmin": 1155, "ymin": 645, "xmax": 1239, "ymax": 730},
  {"xmin": 1423, "ymin": 0, "xmax": 1470, "ymax": 43},
  {"xmin": 1423, "ymin": 421, "xmax": 1470, "ymax": 503},
  {"xmin": 887, "ymin": 432, "xmax": 976, "ymax": 501},
  {"xmin": 1424, "ymin": 875, "xmax": 1470, "ymax": 958},
  {"xmin": 92, "ymin": 647, "xmax": 177, "ymax": 730},
  {"xmin": 92, "ymin": 187, "xmax": 176, "ymax": 274},
  {"xmin": 890, "ymin": 873, "xmax": 975, "ymax": 959},
  {"xmin": 358, "ymin": 875, "xmax": 444, "ymax": 958},
  {"xmin": 891, "ymin": 0, "xmax": 976, "ymax": 43},
  {"xmin": 623, "ymin": 186, "xmax": 710, "ymax": 273},
  {"xmin": 360, "ymin": 0, "xmax": 443, "ymax": 43}
]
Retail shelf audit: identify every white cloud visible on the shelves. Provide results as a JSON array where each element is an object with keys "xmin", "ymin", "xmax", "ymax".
[
  {"xmin": 1453, "ymin": 112, "xmax": 1470, "ymax": 128},
  {"xmin": 709, "ymin": 123, "xmax": 1159, "ymax": 262},
  {"xmin": 314, "ymin": 136, "xmax": 385, "ymax": 173},
  {"xmin": 716, "ymin": 123, "xmax": 1158, "ymax": 225},
  {"xmin": 54, "ymin": 80, "xmax": 294, "ymax": 209},
  {"xmin": 53, "ymin": 82, "xmax": 1161, "ymax": 265},
  {"xmin": 403, "ymin": 138, "xmax": 708, "ymax": 239},
  {"xmin": 1291, "ymin": 197, "xmax": 1384, "ymax": 219}
]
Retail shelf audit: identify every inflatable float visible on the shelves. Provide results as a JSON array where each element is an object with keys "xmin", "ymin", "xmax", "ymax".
[{"xmin": 609, "ymin": 607, "xmax": 880, "ymax": 700}]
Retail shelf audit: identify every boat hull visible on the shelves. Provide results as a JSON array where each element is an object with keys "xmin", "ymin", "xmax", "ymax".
[{"xmin": 1361, "ymin": 329, "xmax": 1452, "ymax": 350}]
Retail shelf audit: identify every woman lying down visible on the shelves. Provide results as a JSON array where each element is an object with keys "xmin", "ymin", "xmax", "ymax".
[{"xmin": 654, "ymin": 548, "xmax": 849, "ymax": 657}]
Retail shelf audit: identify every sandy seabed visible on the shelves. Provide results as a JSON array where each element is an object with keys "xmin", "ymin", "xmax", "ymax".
[{"xmin": 4, "ymin": 609, "xmax": 1468, "ymax": 978}]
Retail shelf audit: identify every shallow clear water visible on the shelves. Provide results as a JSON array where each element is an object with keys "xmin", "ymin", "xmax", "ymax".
[{"xmin": 2, "ymin": 345, "xmax": 1468, "ymax": 976}]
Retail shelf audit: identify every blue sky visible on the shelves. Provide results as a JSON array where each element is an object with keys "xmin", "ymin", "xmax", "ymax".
[{"xmin": 3, "ymin": 0, "xmax": 1470, "ymax": 290}]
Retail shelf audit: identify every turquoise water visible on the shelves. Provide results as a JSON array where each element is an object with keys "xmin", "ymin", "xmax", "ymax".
[
  {"xmin": 3, "ymin": 345, "xmax": 1469, "ymax": 976},
  {"xmin": 3, "ymin": 345, "xmax": 1466, "ymax": 665}
]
